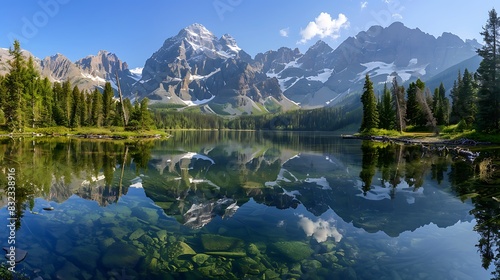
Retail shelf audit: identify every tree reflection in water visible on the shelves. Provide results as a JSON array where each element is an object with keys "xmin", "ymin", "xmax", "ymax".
[
  {"xmin": 1, "ymin": 134, "xmax": 500, "ymax": 279},
  {"xmin": 359, "ymin": 140, "xmax": 500, "ymax": 279}
]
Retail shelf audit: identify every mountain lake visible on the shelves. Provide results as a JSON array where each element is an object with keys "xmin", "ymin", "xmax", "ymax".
[{"xmin": 0, "ymin": 131, "xmax": 499, "ymax": 279}]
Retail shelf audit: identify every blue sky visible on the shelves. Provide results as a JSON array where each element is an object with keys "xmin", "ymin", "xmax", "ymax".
[{"xmin": 1, "ymin": 0, "xmax": 497, "ymax": 68}]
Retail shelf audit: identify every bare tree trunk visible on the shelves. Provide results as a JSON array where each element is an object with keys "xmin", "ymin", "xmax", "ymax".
[{"xmin": 115, "ymin": 71, "xmax": 128, "ymax": 126}]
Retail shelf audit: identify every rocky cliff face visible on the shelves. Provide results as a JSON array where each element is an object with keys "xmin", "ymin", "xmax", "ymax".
[{"xmin": 132, "ymin": 23, "xmax": 295, "ymax": 114}]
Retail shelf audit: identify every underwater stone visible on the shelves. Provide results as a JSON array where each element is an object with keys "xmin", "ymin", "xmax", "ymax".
[
  {"xmin": 301, "ymin": 259, "xmax": 322, "ymax": 272},
  {"xmin": 192, "ymin": 254, "xmax": 210, "ymax": 266},
  {"xmin": 247, "ymin": 243, "xmax": 260, "ymax": 257},
  {"xmin": 132, "ymin": 207, "xmax": 159, "ymax": 223},
  {"xmin": 65, "ymin": 245, "xmax": 100, "ymax": 272},
  {"xmin": 271, "ymin": 241, "xmax": 314, "ymax": 262},
  {"xmin": 149, "ymin": 257, "xmax": 159, "ymax": 269},
  {"xmin": 85, "ymin": 213, "xmax": 101, "ymax": 221},
  {"xmin": 105, "ymin": 227, "xmax": 128, "ymax": 240},
  {"xmin": 55, "ymin": 260, "xmax": 81, "ymax": 280},
  {"xmin": 205, "ymin": 251, "xmax": 246, "ymax": 258},
  {"xmin": 156, "ymin": 230, "xmax": 168, "ymax": 241},
  {"xmin": 129, "ymin": 228, "xmax": 146, "ymax": 240},
  {"xmin": 55, "ymin": 238, "xmax": 73, "ymax": 255},
  {"xmin": 101, "ymin": 242, "xmax": 143, "ymax": 269},
  {"xmin": 264, "ymin": 269, "xmax": 281, "ymax": 279},
  {"xmin": 201, "ymin": 234, "xmax": 244, "ymax": 251},
  {"xmin": 165, "ymin": 241, "xmax": 196, "ymax": 260},
  {"xmin": 290, "ymin": 263, "xmax": 302, "ymax": 274},
  {"xmin": 99, "ymin": 238, "xmax": 115, "ymax": 248},
  {"xmin": 167, "ymin": 236, "xmax": 177, "ymax": 244},
  {"xmin": 139, "ymin": 234, "xmax": 155, "ymax": 246}
]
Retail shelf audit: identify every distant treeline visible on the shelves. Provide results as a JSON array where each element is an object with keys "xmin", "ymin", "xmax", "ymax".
[{"xmin": 153, "ymin": 106, "xmax": 359, "ymax": 131}]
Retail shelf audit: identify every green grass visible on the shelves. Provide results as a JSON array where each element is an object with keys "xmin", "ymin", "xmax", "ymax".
[
  {"xmin": 264, "ymin": 99, "xmax": 282, "ymax": 114},
  {"xmin": 149, "ymin": 103, "xmax": 186, "ymax": 110},
  {"xmin": 358, "ymin": 128, "xmax": 403, "ymax": 137},
  {"xmin": 181, "ymin": 106, "xmax": 202, "ymax": 113},
  {"xmin": 361, "ymin": 124, "xmax": 500, "ymax": 144},
  {"xmin": 209, "ymin": 103, "xmax": 231, "ymax": 115},
  {"xmin": 1, "ymin": 126, "xmax": 169, "ymax": 139}
]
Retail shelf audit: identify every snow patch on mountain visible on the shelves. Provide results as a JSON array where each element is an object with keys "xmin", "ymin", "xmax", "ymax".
[
  {"xmin": 81, "ymin": 72, "xmax": 106, "ymax": 84},
  {"xmin": 183, "ymin": 95, "xmax": 215, "ymax": 107},
  {"xmin": 306, "ymin": 68, "xmax": 333, "ymax": 83},
  {"xmin": 358, "ymin": 58, "xmax": 427, "ymax": 83},
  {"xmin": 130, "ymin": 67, "xmax": 143, "ymax": 76},
  {"xmin": 189, "ymin": 68, "xmax": 220, "ymax": 81}
]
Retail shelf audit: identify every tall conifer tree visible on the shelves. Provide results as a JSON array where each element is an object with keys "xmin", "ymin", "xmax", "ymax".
[
  {"xmin": 476, "ymin": 8, "xmax": 500, "ymax": 132},
  {"xmin": 360, "ymin": 74, "xmax": 379, "ymax": 131},
  {"xmin": 4, "ymin": 40, "xmax": 25, "ymax": 131}
]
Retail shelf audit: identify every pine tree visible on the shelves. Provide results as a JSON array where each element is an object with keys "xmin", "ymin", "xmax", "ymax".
[
  {"xmin": 139, "ymin": 98, "xmax": 153, "ymax": 130},
  {"xmin": 416, "ymin": 87, "xmax": 437, "ymax": 130},
  {"xmin": 39, "ymin": 77, "xmax": 54, "ymax": 127},
  {"xmin": 0, "ymin": 76, "xmax": 6, "ymax": 124},
  {"xmin": 70, "ymin": 86, "xmax": 81, "ymax": 127},
  {"xmin": 61, "ymin": 81, "xmax": 72, "ymax": 126},
  {"xmin": 450, "ymin": 69, "xmax": 477, "ymax": 126},
  {"xmin": 432, "ymin": 83, "xmax": 449, "ymax": 126},
  {"xmin": 476, "ymin": 8, "xmax": 500, "ymax": 132},
  {"xmin": 102, "ymin": 82, "xmax": 114, "ymax": 126},
  {"xmin": 91, "ymin": 89, "xmax": 103, "ymax": 127},
  {"xmin": 378, "ymin": 83, "xmax": 395, "ymax": 130},
  {"xmin": 24, "ymin": 56, "xmax": 41, "ymax": 128},
  {"xmin": 360, "ymin": 74, "xmax": 379, "ymax": 131},
  {"xmin": 404, "ymin": 78, "xmax": 428, "ymax": 127},
  {"xmin": 4, "ymin": 40, "xmax": 26, "ymax": 131},
  {"xmin": 79, "ymin": 90, "xmax": 88, "ymax": 126},
  {"xmin": 85, "ymin": 91, "xmax": 93, "ymax": 126},
  {"xmin": 52, "ymin": 82, "xmax": 66, "ymax": 126}
]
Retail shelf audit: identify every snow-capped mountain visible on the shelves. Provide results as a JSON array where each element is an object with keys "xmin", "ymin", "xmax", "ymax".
[
  {"xmin": 132, "ymin": 23, "xmax": 296, "ymax": 114},
  {"xmin": 255, "ymin": 22, "xmax": 481, "ymax": 108},
  {"xmin": 0, "ymin": 22, "xmax": 481, "ymax": 115}
]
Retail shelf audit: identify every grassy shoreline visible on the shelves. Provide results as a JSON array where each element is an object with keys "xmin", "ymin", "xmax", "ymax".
[
  {"xmin": 355, "ymin": 126, "xmax": 500, "ymax": 145},
  {"xmin": 0, "ymin": 126, "xmax": 170, "ymax": 140}
]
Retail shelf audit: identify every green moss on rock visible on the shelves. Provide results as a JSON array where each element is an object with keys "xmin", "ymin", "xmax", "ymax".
[
  {"xmin": 271, "ymin": 241, "xmax": 313, "ymax": 262},
  {"xmin": 201, "ymin": 234, "xmax": 244, "ymax": 251}
]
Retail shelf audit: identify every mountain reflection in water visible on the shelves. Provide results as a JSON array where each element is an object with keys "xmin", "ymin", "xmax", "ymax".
[{"xmin": 0, "ymin": 131, "xmax": 499, "ymax": 279}]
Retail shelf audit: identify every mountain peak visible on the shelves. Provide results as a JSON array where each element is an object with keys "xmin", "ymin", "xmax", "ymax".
[{"xmin": 180, "ymin": 23, "xmax": 215, "ymax": 39}]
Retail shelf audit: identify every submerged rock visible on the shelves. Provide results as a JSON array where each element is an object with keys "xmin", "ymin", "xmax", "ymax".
[
  {"xmin": 165, "ymin": 241, "xmax": 196, "ymax": 260},
  {"xmin": 56, "ymin": 261, "xmax": 81, "ymax": 280},
  {"xmin": 247, "ymin": 243, "xmax": 260, "ymax": 257},
  {"xmin": 271, "ymin": 241, "xmax": 313, "ymax": 262},
  {"xmin": 201, "ymin": 234, "xmax": 244, "ymax": 251},
  {"xmin": 65, "ymin": 245, "xmax": 100, "ymax": 272},
  {"xmin": 101, "ymin": 242, "xmax": 143, "ymax": 269},
  {"xmin": 192, "ymin": 254, "xmax": 210, "ymax": 266},
  {"xmin": 129, "ymin": 228, "xmax": 146, "ymax": 240},
  {"xmin": 132, "ymin": 207, "xmax": 159, "ymax": 223},
  {"xmin": 3, "ymin": 247, "xmax": 28, "ymax": 263},
  {"xmin": 205, "ymin": 251, "xmax": 246, "ymax": 258},
  {"xmin": 156, "ymin": 230, "xmax": 168, "ymax": 242}
]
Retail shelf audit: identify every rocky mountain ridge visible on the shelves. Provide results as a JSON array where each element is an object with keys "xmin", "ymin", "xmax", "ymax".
[{"xmin": 0, "ymin": 22, "xmax": 482, "ymax": 115}]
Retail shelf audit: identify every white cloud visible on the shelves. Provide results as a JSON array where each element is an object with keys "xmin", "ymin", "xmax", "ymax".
[
  {"xmin": 297, "ymin": 215, "xmax": 343, "ymax": 243},
  {"xmin": 361, "ymin": 1, "xmax": 368, "ymax": 9},
  {"xmin": 299, "ymin": 12, "xmax": 349, "ymax": 44},
  {"xmin": 280, "ymin": 27, "xmax": 290, "ymax": 37},
  {"xmin": 392, "ymin": 13, "xmax": 403, "ymax": 20}
]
